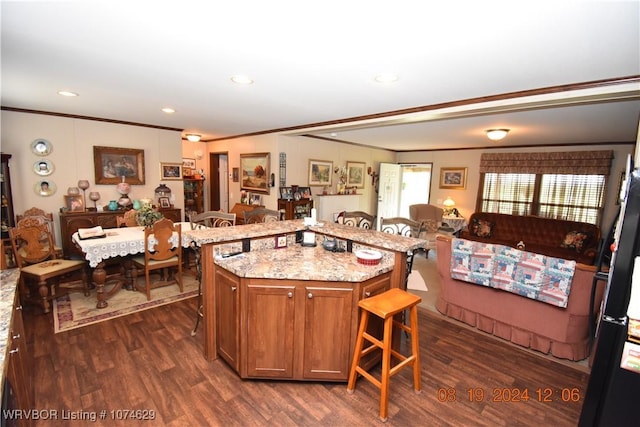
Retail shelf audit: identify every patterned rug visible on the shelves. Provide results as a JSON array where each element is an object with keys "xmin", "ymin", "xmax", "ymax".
[{"xmin": 53, "ymin": 274, "xmax": 198, "ymax": 333}]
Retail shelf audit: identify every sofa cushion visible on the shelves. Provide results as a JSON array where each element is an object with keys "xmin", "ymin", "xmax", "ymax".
[
  {"xmin": 470, "ymin": 218, "xmax": 494, "ymax": 238},
  {"xmin": 561, "ymin": 230, "xmax": 591, "ymax": 252}
]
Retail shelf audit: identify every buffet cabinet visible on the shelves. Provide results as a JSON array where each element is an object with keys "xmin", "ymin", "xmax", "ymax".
[
  {"xmin": 277, "ymin": 198, "xmax": 313, "ymax": 220},
  {"xmin": 59, "ymin": 208, "xmax": 181, "ymax": 258},
  {"xmin": 214, "ymin": 264, "xmax": 390, "ymax": 381}
]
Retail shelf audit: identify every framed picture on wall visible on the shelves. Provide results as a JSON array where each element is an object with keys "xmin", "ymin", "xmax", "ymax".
[
  {"xmin": 240, "ymin": 152, "xmax": 270, "ymax": 194},
  {"xmin": 160, "ymin": 162, "xmax": 183, "ymax": 180},
  {"xmin": 308, "ymin": 159, "xmax": 333, "ymax": 186},
  {"xmin": 439, "ymin": 167, "xmax": 467, "ymax": 189},
  {"xmin": 346, "ymin": 161, "xmax": 366, "ymax": 188},
  {"xmin": 93, "ymin": 146, "xmax": 145, "ymax": 185}
]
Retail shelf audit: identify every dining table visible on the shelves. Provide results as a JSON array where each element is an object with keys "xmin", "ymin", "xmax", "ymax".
[{"xmin": 72, "ymin": 222, "xmax": 200, "ymax": 308}]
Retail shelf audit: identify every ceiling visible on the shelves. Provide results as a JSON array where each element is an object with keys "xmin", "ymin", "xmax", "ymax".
[{"xmin": 2, "ymin": 1, "xmax": 639, "ymax": 152}]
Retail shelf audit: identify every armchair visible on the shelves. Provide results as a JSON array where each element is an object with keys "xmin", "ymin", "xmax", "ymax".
[{"xmin": 408, "ymin": 204, "xmax": 444, "ymax": 257}]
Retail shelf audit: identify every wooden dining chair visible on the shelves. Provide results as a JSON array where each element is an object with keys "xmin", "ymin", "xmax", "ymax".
[
  {"xmin": 131, "ymin": 218, "xmax": 183, "ymax": 300},
  {"xmin": 116, "ymin": 209, "xmax": 138, "ymax": 227},
  {"xmin": 190, "ymin": 211, "xmax": 236, "ymax": 336},
  {"xmin": 16, "ymin": 206, "xmax": 63, "ymax": 257},
  {"xmin": 9, "ymin": 217, "xmax": 89, "ymax": 313},
  {"xmin": 341, "ymin": 211, "xmax": 376, "ymax": 229},
  {"xmin": 243, "ymin": 208, "xmax": 281, "ymax": 224}
]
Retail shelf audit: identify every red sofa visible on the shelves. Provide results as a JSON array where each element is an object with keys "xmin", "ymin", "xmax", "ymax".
[
  {"xmin": 459, "ymin": 212, "xmax": 601, "ymax": 265},
  {"xmin": 435, "ymin": 235, "xmax": 604, "ymax": 360}
]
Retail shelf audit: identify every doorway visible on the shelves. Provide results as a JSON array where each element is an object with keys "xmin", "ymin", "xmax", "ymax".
[
  {"xmin": 376, "ymin": 162, "xmax": 433, "ymax": 228},
  {"xmin": 209, "ymin": 152, "xmax": 229, "ymax": 212}
]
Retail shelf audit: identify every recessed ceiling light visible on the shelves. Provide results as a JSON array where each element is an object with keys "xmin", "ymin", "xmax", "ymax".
[
  {"xmin": 374, "ymin": 73, "xmax": 399, "ymax": 83},
  {"xmin": 57, "ymin": 90, "xmax": 78, "ymax": 97},
  {"xmin": 162, "ymin": 107, "xmax": 175, "ymax": 114},
  {"xmin": 231, "ymin": 75, "xmax": 254, "ymax": 85}
]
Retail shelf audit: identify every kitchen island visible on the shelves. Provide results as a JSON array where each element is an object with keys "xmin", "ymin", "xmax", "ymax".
[{"xmin": 184, "ymin": 219, "xmax": 427, "ymax": 375}]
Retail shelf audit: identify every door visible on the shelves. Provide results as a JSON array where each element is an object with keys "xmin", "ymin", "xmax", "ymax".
[
  {"xmin": 376, "ymin": 163, "xmax": 433, "ymax": 229},
  {"xmin": 244, "ymin": 282, "xmax": 296, "ymax": 379},
  {"xmin": 209, "ymin": 152, "xmax": 229, "ymax": 212},
  {"xmin": 302, "ymin": 285, "xmax": 353, "ymax": 380}
]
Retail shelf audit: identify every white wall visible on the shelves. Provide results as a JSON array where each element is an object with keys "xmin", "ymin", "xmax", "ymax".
[
  {"xmin": 396, "ymin": 144, "xmax": 635, "ymax": 230},
  {"xmin": 1, "ymin": 110, "xmax": 184, "ymax": 245}
]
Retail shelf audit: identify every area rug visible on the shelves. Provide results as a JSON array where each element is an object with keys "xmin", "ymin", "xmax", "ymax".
[
  {"xmin": 53, "ymin": 275, "xmax": 198, "ymax": 333},
  {"xmin": 407, "ymin": 270, "xmax": 428, "ymax": 291}
]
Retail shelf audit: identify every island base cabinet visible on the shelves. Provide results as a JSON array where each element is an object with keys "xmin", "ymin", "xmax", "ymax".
[{"xmin": 215, "ymin": 268, "xmax": 240, "ymax": 370}]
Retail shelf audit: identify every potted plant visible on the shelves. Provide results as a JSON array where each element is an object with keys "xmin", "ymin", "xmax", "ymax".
[{"xmin": 135, "ymin": 204, "xmax": 164, "ymax": 228}]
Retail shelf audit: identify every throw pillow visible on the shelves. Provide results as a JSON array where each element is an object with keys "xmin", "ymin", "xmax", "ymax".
[
  {"xmin": 561, "ymin": 231, "xmax": 590, "ymax": 252},
  {"xmin": 471, "ymin": 218, "xmax": 494, "ymax": 238}
]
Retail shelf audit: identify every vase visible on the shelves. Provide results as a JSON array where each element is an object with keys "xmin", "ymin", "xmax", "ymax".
[{"xmin": 108, "ymin": 200, "xmax": 118, "ymax": 211}]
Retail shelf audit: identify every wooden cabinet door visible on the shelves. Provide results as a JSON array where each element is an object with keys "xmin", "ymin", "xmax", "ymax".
[
  {"xmin": 302, "ymin": 285, "xmax": 353, "ymax": 380},
  {"xmin": 216, "ymin": 268, "xmax": 240, "ymax": 370},
  {"xmin": 7, "ymin": 299, "xmax": 33, "ymax": 426},
  {"xmin": 244, "ymin": 282, "xmax": 296, "ymax": 379}
]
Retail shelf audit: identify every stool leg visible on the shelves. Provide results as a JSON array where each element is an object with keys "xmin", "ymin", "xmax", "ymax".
[
  {"xmin": 347, "ymin": 310, "xmax": 369, "ymax": 392},
  {"xmin": 379, "ymin": 315, "xmax": 393, "ymax": 422},
  {"xmin": 410, "ymin": 305, "xmax": 421, "ymax": 392}
]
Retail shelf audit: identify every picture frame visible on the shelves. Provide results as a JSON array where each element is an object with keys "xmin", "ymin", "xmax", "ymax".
[
  {"xmin": 299, "ymin": 187, "xmax": 312, "ymax": 199},
  {"xmin": 346, "ymin": 161, "xmax": 366, "ymax": 188},
  {"xmin": 275, "ymin": 234, "xmax": 288, "ymax": 249},
  {"xmin": 64, "ymin": 195, "xmax": 85, "ymax": 212},
  {"xmin": 183, "ymin": 168, "xmax": 193, "ymax": 177},
  {"xmin": 280, "ymin": 186, "xmax": 293, "ymax": 200},
  {"xmin": 240, "ymin": 152, "xmax": 271, "ymax": 194},
  {"xmin": 308, "ymin": 159, "xmax": 333, "ymax": 186},
  {"xmin": 182, "ymin": 158, "xmax": 196, "ymax": 169},
  {"xmin": 160, "ymin": 162, "xmax": 183, "ymax": 180},
  {"xmin": 158, "ymin": 197, "xmax": 171, "ymax": 208},
  {"xmin": 439, "ymin": 167, "xmax": 468, "ymax": 189},
  {"xmin": 93, "ymin": 146, "xmax": 145, "ymax": 185}
]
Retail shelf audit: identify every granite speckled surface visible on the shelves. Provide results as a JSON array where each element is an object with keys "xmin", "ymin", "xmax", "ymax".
[
  {"xmin": 215, "ymin": 245, "xmax": 393, "ymax": 282},
  {"xmin": 184, "ymin": 219, "xmax": 426, "ymax": 252},
  {"xmin": 0, "ymin": 268, "xmax": 19, "ymax": 394}
]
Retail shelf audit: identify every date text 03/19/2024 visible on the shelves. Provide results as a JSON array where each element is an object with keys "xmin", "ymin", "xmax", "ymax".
[{"xmin": 436, "ymin": 387, "xmax": 582, "ymax": 403}]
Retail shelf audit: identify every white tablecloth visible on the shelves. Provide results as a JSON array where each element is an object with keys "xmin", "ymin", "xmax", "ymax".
[
  {"xmin": 72, "ymin": 222, "xmax": 198, "ymax": 267},
  {"xmin": 442, "ymin": 216, "xmax": 467, "ymax": 234}
]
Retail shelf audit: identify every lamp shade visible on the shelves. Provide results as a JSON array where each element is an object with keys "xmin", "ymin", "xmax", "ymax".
[
  {"xmin": 486, "ymin": 129, "xmax": 510, "ymax": 141},
  {"xmin": 443, "ymin": 197, "xmax": 455, "ymax": 208},
  {"xmin": 186, "ymin": 134, "xmax": 201, "ymax": 142}
]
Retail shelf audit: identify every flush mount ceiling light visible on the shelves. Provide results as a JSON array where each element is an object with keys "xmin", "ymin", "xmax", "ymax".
[
  {"xmin": 186, "ymin": 134, "xmax": 201, "ymax": 142},
  {"xmin": 161, "ymin": 107, "xmax": 175, "ymax": 114},
  {"xmin": 485, "ymin": 129, "xmax": 510, "ymax": 141},
  {"xmin": 57, "ymin": 90, "xmax": 78, "ymax": 97},
  {"xmin": 231, "ymin": 75, "xmax": 254, "ymax": 85},
  {"xmin": 374, "ymin": 73, "xmax": 399, "ymax": 83}
]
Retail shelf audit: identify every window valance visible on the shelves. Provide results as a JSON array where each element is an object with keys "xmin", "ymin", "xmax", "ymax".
[{"xmin": 479, "ymin": 150, "xmax": 613, "ymax": 175}]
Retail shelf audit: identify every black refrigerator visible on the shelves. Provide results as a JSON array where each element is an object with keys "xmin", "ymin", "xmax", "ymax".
[{"xmin": 579, "ymin": 159, "xmax": 640, "ymax": 427}]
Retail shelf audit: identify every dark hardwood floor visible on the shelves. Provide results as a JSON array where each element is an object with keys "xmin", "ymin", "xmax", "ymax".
[{"xmin": 22, "ymin": 296, "xmax": 588, "ymax": 426}]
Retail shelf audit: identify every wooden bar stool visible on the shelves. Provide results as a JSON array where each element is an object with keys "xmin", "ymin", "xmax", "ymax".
[{"xmin": 347, "ymin": 288, "xmax": 422, "ymax": 422}]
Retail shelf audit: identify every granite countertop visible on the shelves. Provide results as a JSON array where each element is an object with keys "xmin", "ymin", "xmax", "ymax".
[
  {"xmin": 184, "ymin": 219, "xmax": 427, "ymax": 253},
  {"xmin": 215, "ymin": 245, "xmax": 394, "ymax": 282},
  {"xmin": 0, "ymin": 268, "xmax": 20, "ymax": 398}
]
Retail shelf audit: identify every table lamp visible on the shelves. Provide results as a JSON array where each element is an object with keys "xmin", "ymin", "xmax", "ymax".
[{"xmin": 443, "ymin": 197, "xmax": 456, "ymax": 216}]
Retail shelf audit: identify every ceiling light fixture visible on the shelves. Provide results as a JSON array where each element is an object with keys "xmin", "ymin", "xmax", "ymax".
[
  {"xmin": 161, "ymin": 107, "xmax": 175, "ymax": 114},
  {"xmin": 186, "ymin": 134, "xmax": 201, "ymax": 142},
  {"xmin": 374, "ymin": 73, "xmax": 399, "ymax": 83},
  {"xmin": 57, "ymin": 90, "xmax": 78, "ymax": 97},
  {"xmin": 485, "ymin": 129, "xmax": 510, "ymax": 141},
  {"xmin": 231, "ymin": 75, "xmax": 254, "ymax": 85}
]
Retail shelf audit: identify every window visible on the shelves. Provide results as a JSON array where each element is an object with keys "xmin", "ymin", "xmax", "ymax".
[{"xmin": 477, "ymin": 151, "xmax": 613, "ymax": 225}]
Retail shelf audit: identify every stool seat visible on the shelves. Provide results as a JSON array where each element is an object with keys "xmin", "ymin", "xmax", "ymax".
[{"xmin": 347, "ymin": 288, "xmax": 422, "ymax": 422}]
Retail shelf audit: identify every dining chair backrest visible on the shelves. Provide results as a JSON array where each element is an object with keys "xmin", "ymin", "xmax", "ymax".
[
  {"xmin": 16, "ymin": 206, "xmax": 57, "ymax": 236},
  {"xmin": 190, "ymin": 211, "xmax": 236, "ymax": 229},
  {"xmin": 117, "ymin": 209, "xmax": 138, "ymax": 227},
  {"xmin": 243, "ymin": 208, "xmax": 281, "ymax": 224},
  {"xmin": 342, "ymin": 211, "xmax": 375, "ymax": 229},
  {"xmin": 144, "ymin": 218, "xmax": 181, "ymax": 262},
  {"xmin": 9, "ymin": 217, "xmax": 57, "ymax": 266},
  {"xmin": 380, "ymin": 217, "xmax": 425, "ymax": 239}
]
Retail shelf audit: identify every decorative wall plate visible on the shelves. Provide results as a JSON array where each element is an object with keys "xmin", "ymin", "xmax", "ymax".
[
  {"xmin": 34, "ymin": 180, "xmax": 56, "ymax": 196},
  {"xmin": 33, "ymin": 159, "xmax": 54, "ymax": 176},
  {"xmin": 31, "ymin": 138, "xmax": 52, "ymax": 156}
]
